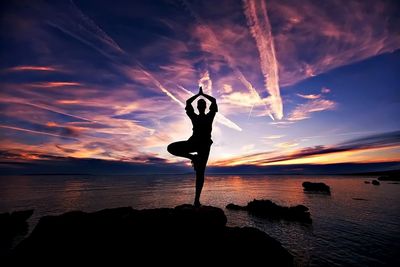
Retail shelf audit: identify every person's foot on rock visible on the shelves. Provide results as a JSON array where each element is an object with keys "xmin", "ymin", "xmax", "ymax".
[{"xmin": 194, "ymin": 200, "xmax": 201, "ymax": 208}]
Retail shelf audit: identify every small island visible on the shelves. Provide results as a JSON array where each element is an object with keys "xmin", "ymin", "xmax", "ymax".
[
  {"xmin": 227, "ymin": 199, "xmax": 312, "ymax": 223},
  {"xmin": 302, "ymin": 181, "xmax": 331, "ymax": 194}
]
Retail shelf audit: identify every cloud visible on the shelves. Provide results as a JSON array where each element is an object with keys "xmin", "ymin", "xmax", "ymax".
[
  {"xmin": 6, "ymin": 66, "xmax": 57, "ymax": 72},
  {"xmin": 296, "ymin": 93, "xmax": 321, "ymax": 99},
  {"xmin": 212, "ymin": 131, "xmax": 400, "ymax": 166},
  {"xmin": 220, "ymin": 91, "xmax": 262, "ymax": 108},
  {"xmin": 45, "ymin": 0, "xmax": 125, "ymax": 60},
  {"xmin": 321, "ymin": 87, "xmax": 331, "ymax": 94},
  {"xmin": 241, "ymin": 144, "xmax": 255, "ymax": 152},
  {"xmin": 275, "ymin": 141, "xmax": 299, "ymax": 149},
  {"xmin": 186, "ymin": 3, "xmax": 270, "ymax": 118},
  {"xmin": 198, "ymin": 71, "xmax": 213, "ymax": 95},
  {"xmin": 264, "ymin": 135, "xmax": 285, "ymax": 139},
  {"xmin": 243, "ymin": 0, "xmax": 283, "ymax": 120},
  {"xmin": 28, "ymin": 82, "xmax": 82, "ymax": 88},
  {"xmin": 287, "ymin": 99, "xmax": 336, "ymax": 121},
  {"xmin": 0, "ymin": 125, "xmax": 79, "ymax": 140},
  {"xmin": 268, "ymin": 0, "xmax": 400, "ymax": 86}
]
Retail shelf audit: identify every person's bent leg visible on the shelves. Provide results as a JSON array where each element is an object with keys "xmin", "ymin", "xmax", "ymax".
[{"xmin": 167, "ymin": 141, "xmax": 195, "ymax": 160}]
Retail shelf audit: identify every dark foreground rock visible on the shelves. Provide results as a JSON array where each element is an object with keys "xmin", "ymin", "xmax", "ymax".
[
  {"xmin": 372, "ymin": 180, "xmax": 380, "ymax": 185},
  {"xmin": 9, "ymin": 205, "xmax": 293, "ymax": 266},
  {"xmin": 0, "ymin": 209, "xmax": 33, "ymax": 254},
  {"xmin": 227, "ymin": 199, "xmax": 312, "ymax": 223},
  {"xmin": 302, "ymin": 181, "xmax": 331, "ymax": 194},
  {"xmin": 364, "ymin": 181, "xmax": 371, "ymax": 184}
]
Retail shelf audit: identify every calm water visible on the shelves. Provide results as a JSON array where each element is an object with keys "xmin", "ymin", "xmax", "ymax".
[{"xmin": 1, "ymin": 174, "xmax": 399, "ymax": 266}]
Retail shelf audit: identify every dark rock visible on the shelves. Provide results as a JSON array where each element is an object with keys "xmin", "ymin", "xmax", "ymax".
[
  {"xmin": 0, "ymin": 209, "xmax": 33, "ymax": 254},
  {"xmin": 10, "ymin": 205, "xmax": 293, "ymax": 266},
  {"xmin": 378, "ymin": 176, "xmax": 400, "ymax": 181},
  {"xmin": 226, "ymin": 203, "xmax": 246, "ymax": 210},
  {"xmin": 302, "ymin": 181, "xmax": 331, "ymax": 194},
  {"xmin": 352, "ymin": 198, "xmax": 368, "ymax": 201},
  {"xmin": 364, "ymin": 181, "xmax": 370, "ymax": 184},
  {"xmin": 372, "ymin": 180, "xmax": 380, "ymax": 185},
  {"xmin": 226, "ymin": 199, "xmax": 312, "ymax": 223}
]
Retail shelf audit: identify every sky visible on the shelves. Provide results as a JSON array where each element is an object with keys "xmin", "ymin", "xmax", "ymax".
[{"xmin": 0, "ymin": 0, "xmax": 399, "ymax": 174}]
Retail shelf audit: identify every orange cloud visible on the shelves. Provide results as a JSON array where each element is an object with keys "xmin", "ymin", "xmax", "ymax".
[
  {"xmin": 211, "ymin": 131, "xmax": 400, "ymax": 166},
  {"xmin": 7, "ymin": 66, "xmax": 57, "ymax": 72},
  {"xmin": 30, "ymin": 82, "xmax": 82, "ymax": 88}
]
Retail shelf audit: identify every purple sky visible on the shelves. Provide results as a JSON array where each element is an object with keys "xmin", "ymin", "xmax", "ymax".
[{"xmin": 0, "ymin": 0, "xmax": 399, "ymax": 173}]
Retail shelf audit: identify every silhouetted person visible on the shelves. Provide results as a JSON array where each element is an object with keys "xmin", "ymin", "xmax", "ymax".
[{"xmin": 167, "ymin": 87, "xmax": 218, "ymax": 207}]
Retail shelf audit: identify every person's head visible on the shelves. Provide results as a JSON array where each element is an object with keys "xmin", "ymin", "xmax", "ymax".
[{"xmin": 197, "ymin": 99, "xmax": 206, "ymax": 114}]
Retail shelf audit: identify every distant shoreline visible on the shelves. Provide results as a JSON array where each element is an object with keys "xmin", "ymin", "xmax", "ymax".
[{"xmin": 0, "ymin": 169, "xmax": 398, "ymax": 176}]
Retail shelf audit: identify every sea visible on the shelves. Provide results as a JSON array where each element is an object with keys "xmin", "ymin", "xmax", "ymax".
[{"xmin": 1, "ymin": 174, "xmax": 399, "ymax": 266}]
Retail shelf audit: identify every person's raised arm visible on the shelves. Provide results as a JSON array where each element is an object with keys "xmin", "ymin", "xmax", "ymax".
[
  {"xmin": 186, "ymin": 87, "xmax": 202, "ymax": 114},
  {"xmin": 186, "ymin": 92, "xmax": 199, "ymax": 106},
  {"xmin": 200, "ymin": 88, "xmax": 218, "ymax": 113}
]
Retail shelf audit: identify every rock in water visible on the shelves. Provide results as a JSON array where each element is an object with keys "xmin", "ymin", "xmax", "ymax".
[
  {"xmin": 372, "ymin": 180, "xmax": 380, "ymax": 185},
  {"xmin": 226, "ymin": 203, "xmax": 246, "ymax": 210},
  {"xmin": 10, "ymin": 205, "xmax": 293, "ymax": 266},
  {"xmin": 226, "ymin": 199, "xmax": 312, "ymax": 223},
  {"xmin": 302, "ymin": 181, "xmax": 331, "ymax": 194}
]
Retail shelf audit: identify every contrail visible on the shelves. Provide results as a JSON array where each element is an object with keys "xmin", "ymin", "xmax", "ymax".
[
  {"xmin": 177, "ymin": 85, "xmax": 242, "ymax": 131},
  {"xmin": 46, "ymin": 0, "xmax": 124, "ymax": 61},
  {"xmin": 22, "ymin": 102, "xmax": 98, "ymax": 123},
  {"xmin": 0, "ymin": 125, "xmax": 79, "ymax": 140},
  {"xmin": 243, "ymin": 0, "xmax": 283, "ymax": 120},
  {"xmin": 181, "ymin": 0, "xmax": 268, "ymax": 118},
  {"xmin": 235, "ymin": 69, "xmax": 272, "ymax": 119},
  {"xmin": 138, "ymin": 67, "xmax": 184, "ymax": 108}
]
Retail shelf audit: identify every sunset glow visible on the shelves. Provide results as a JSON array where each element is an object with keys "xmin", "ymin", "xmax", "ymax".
[{"xmin": 0, "ymin": 0, "xmax": 399, "ymax": 174}]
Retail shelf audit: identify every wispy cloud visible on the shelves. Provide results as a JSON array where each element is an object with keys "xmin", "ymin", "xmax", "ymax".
[
  {"xmin": 264, "ymin": 135, "xmax": 285, "ymax": 139},
  {"xmin": 275, "ymin": 141, "xmax": 299, "ymax": 149},
  {"xmin": 137, "ymin": 66, "xmax": 185, "ymax": 108},
  {"xmin": 297, "ymin": 93, "xmax": 321, "ymax": 99},
  {"xmin": 1, "ymin": 0, "xmax": 398, "ymax": 169},
  {"xmin": 6, "ymin": 66, "xmax": 57, "ymax": 72},
  {"xmin": 198, "ymin": 71, "xmax": 213, "ymax": 95},
  {"xmin": 243, "ymin": 0, "xmax": 283, "ymax": 120},
  {"xmin": 212, "ymin": 131, "xmax": 400, "ymax": 166},
  {"xmin": 287, "ymin": 99, "xmax": 336, "ymax": 121},
  {"xmin": 268, "ymin": 0, "xmax": 400, "ymax": 86},
  {"xmin": 46, "ymin": 0, "xmax": 125, "ymax": 60},
  {"xmin": 0, "ymin": 125, "xmax": 79, "ymax": 140},
  {"xmin": 185, "ymin": 1, "xmax": 270, "ymax": 118},
  {"xmin": 29, "ymin": 82, "xmax": 82, "ymax": 88}
]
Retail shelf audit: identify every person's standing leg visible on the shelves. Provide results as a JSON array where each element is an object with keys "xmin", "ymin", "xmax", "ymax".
[{"xmin": 194, "ymin": 146, "xmax": 210, "ymax": 207}]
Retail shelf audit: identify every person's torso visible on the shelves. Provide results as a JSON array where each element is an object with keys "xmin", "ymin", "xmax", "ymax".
[{"xmin": 190, "ymin": 114, "xmax": 213, "ymax": 141}]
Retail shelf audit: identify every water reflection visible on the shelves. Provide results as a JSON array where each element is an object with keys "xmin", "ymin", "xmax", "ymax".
[{"xmin": 0, "ymin": 174, "xmax": 399, "ymax": 267}]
